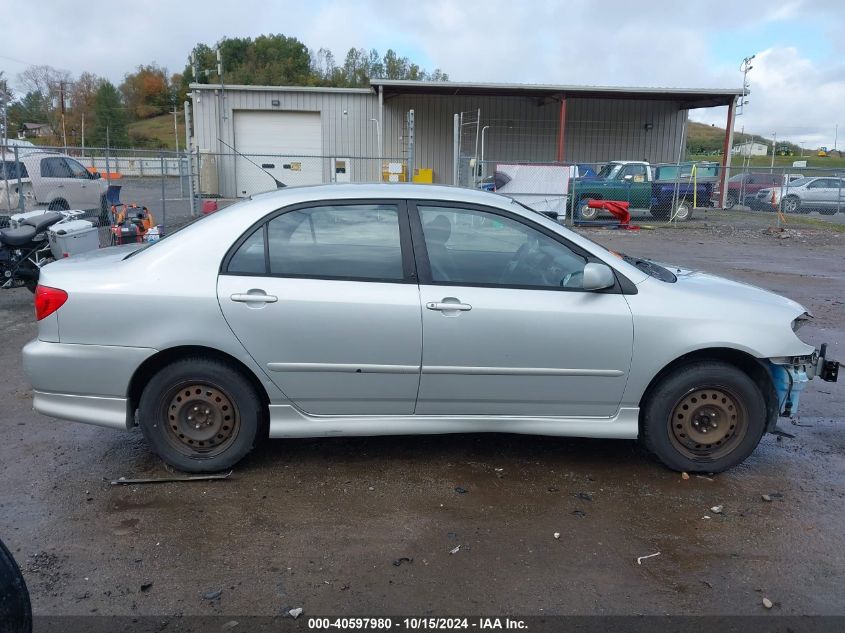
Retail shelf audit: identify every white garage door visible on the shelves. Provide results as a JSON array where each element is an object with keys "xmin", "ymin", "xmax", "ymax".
[{"xmin": 233, "ymin": 110, "xmax": 323, "ymax": 196}]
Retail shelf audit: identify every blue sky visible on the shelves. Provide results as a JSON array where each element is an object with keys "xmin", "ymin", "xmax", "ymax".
[{"xmin": 2, "ymin": 0, "xmax": 843, "ymax": 146}]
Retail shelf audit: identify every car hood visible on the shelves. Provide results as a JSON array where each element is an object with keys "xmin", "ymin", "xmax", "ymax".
[{"xmin": 672, "ymin": 267, "xmax": 807, "ymax": 315}]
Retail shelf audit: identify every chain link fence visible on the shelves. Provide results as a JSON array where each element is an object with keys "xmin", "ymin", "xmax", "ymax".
[
  {"xmin": 4, "ymin": 142, "xmax": 843, "ymax": 241},
  {"xmin": 477, "ymin": 159, "xmax": 845, "ymax": 227}
]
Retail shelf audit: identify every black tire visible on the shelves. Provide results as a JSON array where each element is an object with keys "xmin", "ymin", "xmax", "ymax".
[
  {"xmin": 0, "ymin": 536, "xmax": 32, "ymax": 633},
  {"xmin": 578, "ymin": 197, "xmax": 600, "ymax": 221},
  {"xmin": 47, "ymin": 198, "xmax": 69, "ymax": 211},
  {"xmin": 724, "ymin": 194, "xmax": 737, "ymax": 210},
  {"xmin": 819, "ymin": 208, "xmax": 837, "ymax": 216},
  {"xmin": 138, "ymin": 357, "xmax": 264, "ymax": 473},
  {"xmin": 642, "ymin": 361, "xmax": 766, "ymax": 473},
  {"xmin": 781, "ymin": 195, "xmax": 800, "ymax": 214},
  {"xmin": 672, "ymin": 198, "xmax": 694, "ymax": 222}
]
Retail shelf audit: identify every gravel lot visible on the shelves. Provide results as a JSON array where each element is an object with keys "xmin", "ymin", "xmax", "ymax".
[{"xmin": 0, "ymin": 207, "xmax": 843, "ymax": 622}]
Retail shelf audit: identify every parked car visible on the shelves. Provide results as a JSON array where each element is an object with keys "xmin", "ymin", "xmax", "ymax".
[
  {"xmin": 4, "ymin": 151, "xmax": 108, "ymax": 214},
  {"xmin": 23, "ymin": 184, "xmax": 837, "ymax": 474},
  {"xmin": 717, "ymin": 173, "xmax": 782, "ymax": 209},
  {"xmin": 756, "ymin": 176, "xmax": 845, "ymax": 215},
  {"xmin": 1, "ymin": 153, "xmax": 36, "ymax": 214}
]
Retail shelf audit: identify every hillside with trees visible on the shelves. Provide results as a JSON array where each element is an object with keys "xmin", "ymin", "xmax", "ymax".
[{"xmin": 3, "ymin": 34, "xmax": 447, "ymax": 149}]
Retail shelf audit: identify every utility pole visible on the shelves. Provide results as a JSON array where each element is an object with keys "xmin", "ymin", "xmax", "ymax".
[
  {"xmin": 81, "ymin": 113, "xmax": 85, "ymax": 155},
  {"xmin": 60, "ymin": 80, "xmax": 68, "ymax": 150},
  {"xmin": 172, "ymin": 105, "xmax": 179, "ymax": 154},
  {"xmin": 737, "ymin": 55, "xmax": 754, "ymax": 117},
  {"xmin": 770, "ymin": 132, "xmax": 776, "ymax": 171},
  {"xmin": 834, "ymin": 124, "xmax": 839, "ymax": 154}
]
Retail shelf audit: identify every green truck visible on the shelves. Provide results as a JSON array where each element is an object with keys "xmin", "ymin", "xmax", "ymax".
[
  {"xmin": 571, "ymin": 161, "xmax": 654, "ymax": 221},
  {"xmin": 571, "ymin": 160, "xmax": 720, "ymax": 222}
]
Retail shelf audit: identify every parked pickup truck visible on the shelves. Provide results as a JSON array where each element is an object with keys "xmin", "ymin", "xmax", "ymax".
[
  {"xmin": 572, "ymin": 160, "xmax": 718, "ymax": 222},
  {"xmin": 571, "ymin": 161, "xmax": 653, "ymax": 221},
  {"xmin": 649, "ymin": 162, "xmax": 719, "ymax": 221}
]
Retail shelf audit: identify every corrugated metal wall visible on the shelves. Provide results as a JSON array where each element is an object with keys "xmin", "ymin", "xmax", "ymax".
[
  {"xmin": 192, "ymin": 86, "xmax": 381, "ymax": 197},
  {"xmin": 383, "ymin": 95, "xmax": 688, "ymax": 183},
  {"xmin": 193, "ymin": 86, "xmax": 689, "ymax": 192}
]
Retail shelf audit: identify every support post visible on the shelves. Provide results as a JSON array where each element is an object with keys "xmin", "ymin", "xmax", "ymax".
[
  {"xmin": 556, "ymin": 96, "xmax": 567, "ymax": 162},
  {"xmin": 378, "ymin": 85, "xmax": 384, "ymax": 161},
  {"xmin": 15, "ymin": 146, "xmax": 24, "ymax": 212},
  {"xmin": 185, "ymin": 100, "xmax": 198, "ymax": 216},
  {"xmin": 159, "ymin": 153, "xmax": 166, "ymax": 229},
  {"xmin": 718, "ymin": 97, "xmax": 737, "ymax": 209},
  {"xmin": 453, "ymin": 114, "xmax": 460, "ymax": 185}
]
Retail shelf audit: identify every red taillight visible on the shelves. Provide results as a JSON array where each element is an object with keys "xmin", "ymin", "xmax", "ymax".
[{"xmin": 34, "ymin": 285, "xmax": 68, "ymax": 321}]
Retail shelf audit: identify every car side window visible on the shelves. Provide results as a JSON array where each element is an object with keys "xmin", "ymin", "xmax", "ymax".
[
  {"xmin": 64, "ymin": 158, "xmax": 90, "ymax": 179},
  {"xmin": 263, "ymin": 204, "xmax": 404, "ymax": 280},
  {"xmin": 418, "ymin": 205, "xmax": 587, "ymax": 289},
  {"xmin": 620, "ymin": 164, "xmax": 647, "ymax": 182},
  {"xmin": 227, "ymin": 227, "xmax": 266, "ymax": 275},
  {"xmin": 0, "ymin": 161, "xmax": 27, "ymax": 179},
  {"xmin": 807, "ymin": 179, "xmax": 829, "ymax": 189},
  {"xmin": 41, "ymin": 157, "xmax": 73, "ymax": 178}
]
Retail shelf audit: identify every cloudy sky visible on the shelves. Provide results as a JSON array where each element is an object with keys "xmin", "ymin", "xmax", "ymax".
[{"xmin": 1, "ymin": 0, "xmax": 842, "ymax": 146}]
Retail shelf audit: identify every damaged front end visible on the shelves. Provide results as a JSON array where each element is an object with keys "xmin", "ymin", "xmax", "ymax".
[{"xmin": 767, "ymin": 343, "xmax": 839, "ymax": 419}]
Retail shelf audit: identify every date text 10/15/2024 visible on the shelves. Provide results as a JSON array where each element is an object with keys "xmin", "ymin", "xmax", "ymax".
[{"xmin": 307, "ymin": 617, "xmax": 528, "ymax": 630}]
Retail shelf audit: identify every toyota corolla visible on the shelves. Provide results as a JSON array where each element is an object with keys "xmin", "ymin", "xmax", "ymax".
[{"xmin": 22, "ymin": 184, "xmax": 838, "ymax": 473}]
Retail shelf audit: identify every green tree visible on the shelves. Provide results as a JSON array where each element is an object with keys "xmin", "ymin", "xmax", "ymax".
[{"xmin": 90, "ymin": 81, "xmax": 129, "ymax": 147}]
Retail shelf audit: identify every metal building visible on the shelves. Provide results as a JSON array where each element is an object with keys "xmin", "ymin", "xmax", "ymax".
[{"xmin": 190, "ymin": 80, "xmax": 742, "ymax": 198}]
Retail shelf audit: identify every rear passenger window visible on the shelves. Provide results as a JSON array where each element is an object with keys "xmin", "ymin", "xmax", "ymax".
[
  {"xmin": 227, "ymin": 227, "xmax": 266, "ymax": 274},
  {"xmin": 268, "ymin": 204, "xmax": 403, "ymax": 280},
  {"xmin": 41, "ymin": 157, "xmax": 73, "ymax": 178},
  {"xmin": 227, "ymin": 204, "xmax": 404, "ymax": 281}
]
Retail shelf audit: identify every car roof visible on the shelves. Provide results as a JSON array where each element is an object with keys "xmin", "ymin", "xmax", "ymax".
[{"xmin": 251, "ymin": 182, "xmax": 517, "ymax": 205}]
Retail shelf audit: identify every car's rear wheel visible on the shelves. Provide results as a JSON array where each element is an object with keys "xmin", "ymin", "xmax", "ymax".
[
  {"xmin": 138, "ymin": 357, "xmax": 264, "ymax": 472},
  {"xmin": 48, "ymin": 198, "xmax": 69, "ymax": 211},
  {"xmin": 578, "ymin": 197, "xmax": 600, "ymax": 221},
  {"xmin": 819, "ymin": 208, "xmax": 837, "ymax": 216},
  {"xmin": 672, "ymin": 198, "xmax": 693, "ymax": 222},
  {"xmin": 642, "ymin": 361, "xmax": 766, "ymax": 472},
  {"xmin": 781, "ymin": 195, "xmax": 800, "ymax": 214}
]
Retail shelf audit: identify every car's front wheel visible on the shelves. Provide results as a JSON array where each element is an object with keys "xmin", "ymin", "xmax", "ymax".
[
  {"xmin": 642, "ymin": 361, "xmax": 766, "ymax": 472},
  {"xmin": 138, "ymin": 357, "xmax": 264, "ymax": 472}
]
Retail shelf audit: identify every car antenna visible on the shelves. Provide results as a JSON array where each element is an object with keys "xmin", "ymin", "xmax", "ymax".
[{"xmin": 217, "ymin": 138, "xmax": 287, "ymax": 189}]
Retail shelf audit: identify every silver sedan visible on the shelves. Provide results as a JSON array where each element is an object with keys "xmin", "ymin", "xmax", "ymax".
[{"xmin": 22, "ymin": 184, "xmax": 838, "ymax": 473}]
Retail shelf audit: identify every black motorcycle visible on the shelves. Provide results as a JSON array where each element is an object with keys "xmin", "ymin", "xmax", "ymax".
[{"xmin": 0, "ymin": 211, "xmax": 65, "ymax": 293}]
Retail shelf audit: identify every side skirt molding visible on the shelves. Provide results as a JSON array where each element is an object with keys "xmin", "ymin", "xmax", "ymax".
[{"xmin": 268, "ymin": 405, "xmax": 640, "ymax": 439}]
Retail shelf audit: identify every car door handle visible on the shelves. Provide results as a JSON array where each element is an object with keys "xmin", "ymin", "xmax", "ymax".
[
  {"xmin": 230, "ymin": 293, "xmax": 278, "ymax": 303},
  {"xmin": 426, "ymin": 301, "xmax": 472, "ymax": 312}
]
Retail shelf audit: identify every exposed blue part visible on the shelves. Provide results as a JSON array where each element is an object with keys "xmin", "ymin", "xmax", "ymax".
[{"xmin": 767, "ymin": 361, "xmax": 809, "ymax": 417}]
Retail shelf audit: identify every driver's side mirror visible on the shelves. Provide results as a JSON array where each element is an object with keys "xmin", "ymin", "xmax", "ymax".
[
  {"xmin": 582, "ymin": 263, "xmax": 615, "ymax": 291},
  {"xmin": 90, "ymin": 171, "xmax": 101, "ymax": 180}
]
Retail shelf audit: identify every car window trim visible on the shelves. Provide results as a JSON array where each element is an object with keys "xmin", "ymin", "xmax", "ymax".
[
  {"xmin": 220, "ymin": 198, "xmax": 418, "ymax": 285},
  {"xmin": 407, "ymin": 199, "xmax": 632, "ymax": 295}
]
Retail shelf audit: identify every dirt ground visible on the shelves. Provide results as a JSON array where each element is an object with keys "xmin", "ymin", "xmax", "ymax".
[{"xmin": 0, "ymin": 219, "xmax": 843, "ymax": 621}]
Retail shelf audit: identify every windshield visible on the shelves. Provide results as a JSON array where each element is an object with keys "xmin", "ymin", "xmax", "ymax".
[
  {"xmin": 785, "ymin": 177, "xmax": 811, "ymax": 187},
  {"xmin": 595, "ymin": 163, "xmax": 623, "ymax": 180}
]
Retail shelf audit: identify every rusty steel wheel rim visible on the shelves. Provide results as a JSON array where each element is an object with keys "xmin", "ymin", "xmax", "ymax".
[
  {"xmin": 161, "ymin": 382, "xmax": 240, "ymax": 457},
  {"xmin": 668, "ymin": 387, "xmax": 748, "ymax": 460}
]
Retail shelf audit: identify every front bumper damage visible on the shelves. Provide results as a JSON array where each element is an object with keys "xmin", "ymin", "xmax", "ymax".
[{"xmin": 767, "ymin": 344, "xmax": 839, "ymax": 419}]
